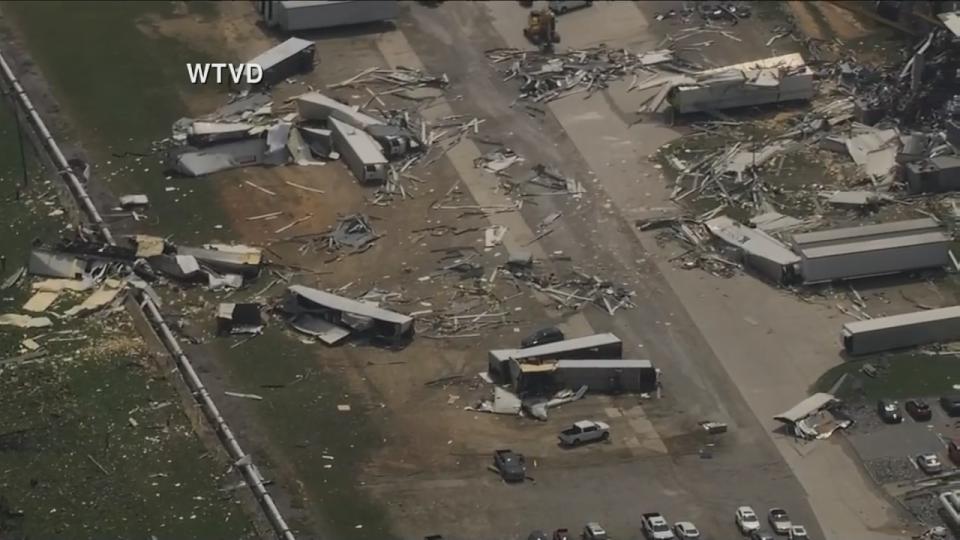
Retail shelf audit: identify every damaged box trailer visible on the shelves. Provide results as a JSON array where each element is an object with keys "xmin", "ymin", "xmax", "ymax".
[
  {"xmin": 554, "ymin": 359, "xmax": 658, "ymax": 393},
  {"xmin": 668, "ymin": 53, "xmax": 815, "ymax": 114},
  {"xmin": 488, "ymin": 333, "xmax": 622, "ymax": 382},
  {"xmin": 328, "ymin": 117, "xmax": 388, "ymax": 184},
  {"xmin": 842, "ymin": 305, "xmax": 960, "ymax": 355},
  {"xmin": 791, "ymin": 218, "xmax": 950, "ymax": 284},
  {"xmin": 285, "ymin": 285, "xmax": 413, "ymax": 344},
  {"xmin": 705, "ymin": 216, "xmax": 800, "ymax": 283},
  {"xmin": 246, "ymin": 37, "xmax": 315, "ymax": 88}
]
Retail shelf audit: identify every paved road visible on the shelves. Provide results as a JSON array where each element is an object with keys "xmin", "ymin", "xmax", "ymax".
[{"xmin": 381, "ymin": 1, "xmax": 910, "ymax": 539}]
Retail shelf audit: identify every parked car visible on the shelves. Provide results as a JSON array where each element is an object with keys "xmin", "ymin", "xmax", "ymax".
[
  {"xmin": 527, "ymin": 532, "xmax": 549, "ymax": 540},
  {"xmin": 493, "ymin": 449, "xmax": 526, "ymax": 482},
  {"xmin": 950, "ymin": 439, "xmax": 960, "ymax": 465},
  {"xmin": 558, "ymin": 420, "xmax": 610, "ymax": 447},
  {"xmin": 906, "ymin": 399, "xmax": 932, "ymax": 421},
  {"xmin": 673, "ymin": 521, "xmax": 700, "ymax": 538},
  {"xmin": 749, "ymin": 532, "xmax": 774, "ymax": 540},
  {"xmin": 553, "ymin": 528, "xmax": 572, "ymax": 540},
  {"xmin": 548, "ymin": 0, "xmax": 592, "ymax": 14},
  {"xmin": 940, "ymin": 395, "xmax": 960, "ymax": 417},
  {"xmin": 581, "ymin": 522, "xmax": 608, "ymax": 540},
  {"xmin": 521, "ymin": 326, "xmax": 564, "ymax": 348},
  {"xmin": 735, "ymin": 506, "xmax": 761, "ymax": 534},
  {"xmin": 877, "ymin": 399, "xmax": 902, "ymax": 423},
  {"xmin": 767, "ymin": 508, "xmax": 791, "ymax": 534},
  {"xmin": 642, "ymin": 512, "xmax": 676, "ymax": 539},
  {"xmin": 917, "ymin": 453, "xmax": 943, "ymax": 474},
  {"xmin": 788, "ymin": 525, "xmax": 808, "ymax": 539}
]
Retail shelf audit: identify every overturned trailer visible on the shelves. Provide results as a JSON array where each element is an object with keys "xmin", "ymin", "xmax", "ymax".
[
  {"xmin": 296, "ymin": 91, "xmax": 384, "ymax": 130},
  {"xmin": 488, "ymin": 333, "xmax": 622, "ymax": 382},
  {"xmin": 791, "ymin": 218, "xmax": 950, "ymax": 284},
  {"xmin": 247, "ymin": 37, "xmax": 315, "ymax": 88},
  {"xmin": 705, "ymin": 216, "xmax": 800, "ymax": 283},
  {"xmin": 842, "ymin": 305, "xmax": 960, "ymax": 355},
  {"xmin": 285, "ymin": 285, "xmax": 413, "ymax": 344},
  {"xmin": 668, "ymin": 53, "xmax": 815, "ymax": 114},
  {"xmin": 328, "ymin": 117, "xmax": 388, "ymax": 184}
]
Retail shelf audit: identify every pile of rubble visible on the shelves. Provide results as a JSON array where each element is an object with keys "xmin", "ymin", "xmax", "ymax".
[
  {"xmin": 159, "ymin": 39, "xmax": 480, "ymax": 197},
  {"xmin": 486, "ymin": 45, "xmax": 684, "ymax": 104}
]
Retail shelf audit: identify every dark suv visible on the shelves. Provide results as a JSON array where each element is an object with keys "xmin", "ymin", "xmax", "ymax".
[
  {"xmin": 905, "ymin": 399, "xmax": 932, "ymax": 421},
  {"xmin": 941, "ymin": 395, "xmax": 960, "ymax": 417},
  {"xmin": 878, "ymin": 399, "xmax": 902, "ymax": 423}
]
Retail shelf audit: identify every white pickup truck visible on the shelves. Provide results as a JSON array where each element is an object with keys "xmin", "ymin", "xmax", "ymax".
[
  {"xmin": 557, "ymin": 420, "xmax": 610, "ymax": 447},
  {"xmin": 642, "ymin": 512, "xmax": 676, "ymax": 540}
]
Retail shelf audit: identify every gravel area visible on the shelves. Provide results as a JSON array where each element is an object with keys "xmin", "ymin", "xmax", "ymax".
[{"xmin": 862, "ymin": 456, "xmax": 926, "ymax": 484}]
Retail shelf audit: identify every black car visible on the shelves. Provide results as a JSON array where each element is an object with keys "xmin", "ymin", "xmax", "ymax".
[
  {"xmin": 521, "ymin": 327, "xmax": 565, "ymax": 349},
  {"xmin": 878, "ymin": 399, "xmax": 902, "ymax": 423},
  {"xmin": 906, "ymin": 399, "xmax": 932, "ymax": 421},
  {"xmin": 526, "ymin": 531, "xmax": 549, "ymax": 540},
  {"xmin": 493, "ymin": 449, "xmax": 527, "ymax": 482},
  {"xmin": 941, "ymin": 395, "xmax": 960, "ymax": 417}
]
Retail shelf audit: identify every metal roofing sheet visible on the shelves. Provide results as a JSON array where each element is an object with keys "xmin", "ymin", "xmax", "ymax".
[
  {"xmin": 774, "ymin": 392, "xmax": 835, "ymax": 423},
  {"xmin": 842, "ymin": 305, "xmax": 960, "ymax": 334}
]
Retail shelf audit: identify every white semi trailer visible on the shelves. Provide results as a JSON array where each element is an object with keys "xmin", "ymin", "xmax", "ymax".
[{"xmin": 257, "ymin": 1, "xmax": 400, "ymax": 32}]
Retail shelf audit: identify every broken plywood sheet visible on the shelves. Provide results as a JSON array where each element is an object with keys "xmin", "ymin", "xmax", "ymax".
[
  {"xmin": 134, "ymin": 235, "xmax": 165, "ymax": 258},
  {"xmin": 22, "ymin": 291, "xmax": 59, "ymax": 313},
  {"xmin": 63, "ymin": 287, "xmax": 122, "ymax": 317},
  {"xmin": 0, "ymin": 314, "xmax": 53, "ymax": 328}
]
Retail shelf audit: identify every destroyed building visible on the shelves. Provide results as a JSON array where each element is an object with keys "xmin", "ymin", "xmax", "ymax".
[{"xmin": 774, "ymin": 393, "xmax": 851, "ymax": 440}]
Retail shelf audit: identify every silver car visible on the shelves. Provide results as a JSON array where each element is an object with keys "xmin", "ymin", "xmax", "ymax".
[{"xmin": 768, "ymin": 508, "xmax": 791, "ymax": 534}]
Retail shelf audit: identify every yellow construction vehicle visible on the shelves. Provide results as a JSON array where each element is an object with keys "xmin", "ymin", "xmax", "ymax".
[{"xmin": 523, "ymin": 9, "xmax": 560, "ymax": 51}]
